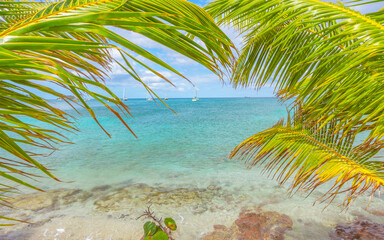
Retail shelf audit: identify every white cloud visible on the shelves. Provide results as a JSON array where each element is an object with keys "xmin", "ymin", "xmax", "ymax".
[
  {"xmin": 143, "ymin": 70, "xmax": 172, "ymax": 78},
  {"xmin": 141, "ymin": 70, "xmax": 173, "ymax": 85},
  {"xmin": 221, "ymin": 26, "xmax": 244, "ymax": 49},
  {"xmin": 189, "ymin": 74, "xmax": 219, "ymax": 84},
  {"xmin": 106, "ymin": 79, "xmax": 141, "ymax": 87},
  {"xmin": 109, "ymin": 48, "xmax": 123, "ymax": 60},
  {"xmin": 165, "ymin": 51, "xmax": 199, "ymax": 66},
  {"xmin": 147, "ymin": 82, "xmax": 167, "ymax": 89},
  {"xmin": 109, "ymin": 61, "xmax": 129, "ymax": 75},
  {"xmin": 142, "ymin": 75, "xmax": 162, "ymax": 83}
]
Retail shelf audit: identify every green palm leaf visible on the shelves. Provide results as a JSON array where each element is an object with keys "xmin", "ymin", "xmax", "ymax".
[
  {"xmin": 231, "ymin": 108, "xmax": 384, "ymax": 207},
  {"xmin": 0, "ymin": 0, "xmax": 234, "ymax": 224},
  {"xmin": 207, "ymin": 0, "xmax": 384, "ymax": 140}
]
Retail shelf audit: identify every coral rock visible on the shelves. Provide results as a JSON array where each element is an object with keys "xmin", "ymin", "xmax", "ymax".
[
  {"xmin": 10, "ymin": 189, "xmax": 92, "ymax": 211},
  {"xmin": 201, "ymin": 209, "xmax": 293, "ymax": 240},
  {"xmin": 11, "ymin": 192, "xmax": 55, "ymax": 211},
  {"xmin": 201, "ymin": 225, "xmax": 234, "ymax": 240},
  {"xmin": 329, "ymin": 218, "xmax": 384, "ymax": 240}
]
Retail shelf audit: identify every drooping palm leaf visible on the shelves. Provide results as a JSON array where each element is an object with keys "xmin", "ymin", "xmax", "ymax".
[
  {"xmin": 230, "ymin": 107, "xmax": 384, "ymax": 207},
  {"xmin": 0, "ymin": 0, "xmax": 234, "ymax": 224}
]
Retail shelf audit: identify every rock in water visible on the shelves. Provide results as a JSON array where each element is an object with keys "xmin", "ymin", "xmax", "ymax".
[
  {"xmin": 93, "ymin": 184, "xmax": 246, "ymax": 214},
  {"xmin": 234, "ymin": 210, "xmax": 293, "ymax": 240},
  {"xmin": 10, "ymin": 189, "xmax": 92, "ymax": 211},
  {"xmin": 201, "ymin": 225, "xmax": 234, "ymax": 240},
  {"xmin": 201, "ymin": 208, "xmax": 293, "ymax": 240},
  {"xmin": 329, "ymin": 218, "xmax": 384, "ymax": 240},
  {"xmin": 10, "ymin": 192, "xmax": 55, "ymax": 211}
]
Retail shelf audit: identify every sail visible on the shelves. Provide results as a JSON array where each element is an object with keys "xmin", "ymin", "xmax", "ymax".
[
  {"xmin": 123, "ymin": 88, "xmax": 127, "ymax": 100},
  {"xmin": 192, "ymin": 87, "xmax": 199, "ymax": 101}
]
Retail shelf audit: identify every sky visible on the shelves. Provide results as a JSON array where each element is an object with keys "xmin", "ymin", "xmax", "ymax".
[
  {"xmin": 101, "ymin": 13, "xmax": 262, "ymax": 99},
  {"xmin": 41, "ymin": 0, "xmax": 382, "ymax": 99}
]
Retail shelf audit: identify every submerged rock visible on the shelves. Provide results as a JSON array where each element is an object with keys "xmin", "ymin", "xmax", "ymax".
[
  {"xmin": 11, "ymin": 192, "xmax": 55, "ymax": 211},
  {"xmin": 201, "ymin": 208, "xmax": 293, "ymax": 240},
  {"xmin": 91, "ymin": 184, "xmax": 112, "ymax": 192},
  {"xmin": 94, "ymin": 184, "xmax": 246, "ymax": 214},
  {"xmin": 329, "ymin": 218, "xmax": 384, "ymax": 240},
  {"xmin": 10, "ymin": 188, "xmax": 92, "ymax": 211},
  {"xmin": 234, "ymin": 209, "xmax": 293, "ymax": 240}
]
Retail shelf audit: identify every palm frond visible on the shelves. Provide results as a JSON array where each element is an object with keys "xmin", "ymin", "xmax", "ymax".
[
  {"xmin": 231, "ymin": 107, "xmax": 384, "ymax": 207},
  {"xmin": 206, "ymin": 0, "xmax": 384, "ymax": 140},
  {"xmin": 0, "ymin": 0, "xmax": 49, "ymax": 30},
  {"xmin": 0, "ymin": 0, "xmax": 234, "ymax": 224}
]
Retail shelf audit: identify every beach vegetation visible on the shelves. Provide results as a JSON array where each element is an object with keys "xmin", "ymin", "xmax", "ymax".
[{"xmin": 138, "ymin": 205, "xmax": 177, "ymax": 240}]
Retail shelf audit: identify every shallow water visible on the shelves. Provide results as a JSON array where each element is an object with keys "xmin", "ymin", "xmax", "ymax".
[{"xmin": 1, "ymin": 98, "xmax": 384, "ymax": 240}]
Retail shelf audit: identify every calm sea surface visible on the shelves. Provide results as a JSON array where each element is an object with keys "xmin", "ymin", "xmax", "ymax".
[{"xmin": 36, "ymin": 98, "xmax": 286, "ymax": 189}]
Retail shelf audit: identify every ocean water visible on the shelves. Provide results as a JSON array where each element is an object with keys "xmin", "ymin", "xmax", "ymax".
[
  {"xmin": 39, "ymin": 98, "xmax": 286, "ymax": 189},
  {"xmin": 2, "ymin": 98, "xmax": 384, "ymax": 240}
]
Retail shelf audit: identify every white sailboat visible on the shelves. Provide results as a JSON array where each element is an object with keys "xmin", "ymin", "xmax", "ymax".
[
  {"xmin": 123, "ymin": 88, "xmax": 128, "ymax": 101},
  {"xmin": 164, "ymin": 90, "xmax": 168, "ymax": 100},
  {"xmin": 192, "ymin": 87, "xmax": 199, "ymax": 102},
  {"xmin": 81, "ymin": 93, "xmax": 90, "ymax": 101},
  {"xmin": 146, "ymin": 93, "xmax": 153, "ymax": 101}
]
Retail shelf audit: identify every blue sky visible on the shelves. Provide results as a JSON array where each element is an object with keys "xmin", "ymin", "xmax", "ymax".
[
  {"xmin": 101, "ymin": 0, "xmax": 382, "ymax": 99},
  {"xmin": 43, "ymin": 0, "xmax": 382, "ymax": 99},
  {"xmin": 103, "ymin": 0, "xmax": 270, "ymax": 99}
]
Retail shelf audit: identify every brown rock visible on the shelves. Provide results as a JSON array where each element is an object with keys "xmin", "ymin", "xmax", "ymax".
[
  {"xmin": 93, "ymin": 184, "xmax": 248, "ymax": 214},
  {"xmin": 329, "ymin": 218, "xmax": 384, "ymax": 240},
  {"xmin": 201, "ymin": 209, "xmax": 293, "ymax": 240},
  {"xmin": 10, "ymin": 188, "xmax": 92, "ymax": 211},
  {"xmin": 367, "ymin": 209, "xmax": 384, "ymax": 217},
  {"xmin": 11, "ymin": 192, "xmax": 54, "ymax": 211},
  {"xmin": 58, "ymin": 189, "xmax": 92, "ymax": 205},
  {"xmin": 91, "ymin": 185, "xmax": 112, "ymax": 192},
  {"xmin": 214, "ymin": 225, "xmax": 228, "ymax": 230},
  {"xmin": 233, "ymin": 210, "xmax": 293, "ymax": 240},
  {"xmin": 201, "ymin": 225, "xmax": 234, "ymax": 240},
  {"xmin": 234, "ymin": 212, "xmax": 264, "ymax": 239}
]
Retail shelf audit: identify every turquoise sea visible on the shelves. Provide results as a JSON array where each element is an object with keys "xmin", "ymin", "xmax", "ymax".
[
  {"xmin": 2, "ymin": 98, "xmax": 384, "ymax": 240},
  {"xmin": 41, "ymin": 98, "xmax": 286, "ymax": 189}
]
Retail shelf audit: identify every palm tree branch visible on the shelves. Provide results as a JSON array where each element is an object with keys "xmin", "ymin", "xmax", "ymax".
[{"xmin": 231, "ymin": 116, "xmax": 384, "ymax": 207}]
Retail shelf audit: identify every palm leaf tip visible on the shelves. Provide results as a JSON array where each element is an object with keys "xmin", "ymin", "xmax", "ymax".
[{"xmin": 230, "ymin": 112, "xmax": 384, "ymax": 208}]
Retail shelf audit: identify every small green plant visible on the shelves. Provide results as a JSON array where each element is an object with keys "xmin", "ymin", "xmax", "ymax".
[
  {"xmin": 164, "ymin": 218, "xmax": 177, "ymax": 231},
  {"xmin": 138, "ymin": 205, "xmax": 177, "ymax": 240},
  {"xmin": 144, "ymin": 221, "xmax": 158, "ymax": 236}
]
